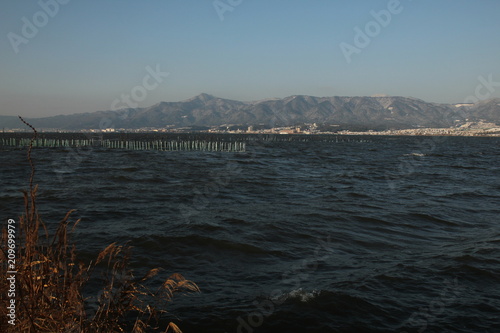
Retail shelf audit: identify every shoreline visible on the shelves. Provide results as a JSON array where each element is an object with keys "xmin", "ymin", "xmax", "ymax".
[{"xmin": 2, "ymin": 124, "xmax": 500, "ymax": 138}]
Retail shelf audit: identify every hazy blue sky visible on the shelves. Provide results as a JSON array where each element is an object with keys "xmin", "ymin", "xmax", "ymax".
[{"xmin": 1, "ymin": 0, "xmax": 499, "ymax": 117}]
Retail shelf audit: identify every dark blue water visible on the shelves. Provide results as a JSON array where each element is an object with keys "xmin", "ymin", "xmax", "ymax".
[{"xmin": 1, "ymin": 135, "xmax": 500, "ymax": 332}]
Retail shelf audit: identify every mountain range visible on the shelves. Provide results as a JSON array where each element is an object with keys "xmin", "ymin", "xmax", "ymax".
[{"xmin": 1, "ymin": 94, "xmax": 499, "ymax": 131}]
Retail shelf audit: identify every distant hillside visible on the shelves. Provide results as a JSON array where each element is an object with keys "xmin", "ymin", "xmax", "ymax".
[{"xmin": 1, "ymin": 94, "xmax": 499, "ymax": 131}]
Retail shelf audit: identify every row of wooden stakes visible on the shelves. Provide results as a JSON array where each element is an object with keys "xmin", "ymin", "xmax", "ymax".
[{"xmin": 0, "ymin": 138, "xmax": 246, "ymax": 152}]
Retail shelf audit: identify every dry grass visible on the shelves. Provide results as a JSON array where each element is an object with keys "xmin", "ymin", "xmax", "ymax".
[{"xmin": 0, "ymin": 118, "xmax": 199, "ymax": 332}]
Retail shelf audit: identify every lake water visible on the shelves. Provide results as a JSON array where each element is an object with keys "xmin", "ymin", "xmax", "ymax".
[{"xmin": 1, "ymin": 135, "xmax": 499, "ymax": 332}]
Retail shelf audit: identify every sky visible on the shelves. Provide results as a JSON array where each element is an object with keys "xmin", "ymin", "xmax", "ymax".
[{"xmin": 0, "ymin": 0, "xmax": 499, "ymax": 118}]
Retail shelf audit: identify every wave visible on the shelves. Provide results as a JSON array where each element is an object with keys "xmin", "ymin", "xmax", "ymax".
[
  {"xmin": 409, "ymin": 213, "xmax": 461, "ymax": 227},
  {"xmin": 271, "ymin": 288, "xmax": 321, "ymax": 303},
  {"xmin": 132, "ymin": 234, "xmax": 282, "ymax": 256}
]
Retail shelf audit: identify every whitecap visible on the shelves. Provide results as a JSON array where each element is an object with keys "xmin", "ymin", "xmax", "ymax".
[{"xmin": 271, "ymin": 288, "xmax": 320, "ymax": 303}]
